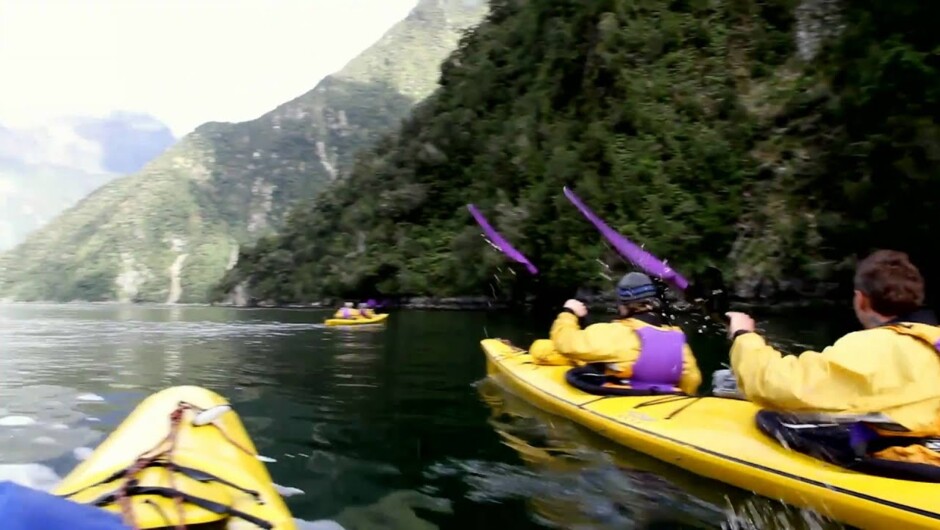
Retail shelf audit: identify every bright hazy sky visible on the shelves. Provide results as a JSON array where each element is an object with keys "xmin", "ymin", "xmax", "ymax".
[{"xmin": 0, "ymin": 0, "xmax": 418, "ymax": 136}]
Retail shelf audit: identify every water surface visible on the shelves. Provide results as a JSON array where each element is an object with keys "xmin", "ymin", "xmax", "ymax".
[{"xmin": 0, "ymin": 303, "xmax": 856, "ymax": 529}]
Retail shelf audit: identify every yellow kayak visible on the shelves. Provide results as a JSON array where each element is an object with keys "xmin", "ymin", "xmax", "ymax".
[
  {"xmin": 53, "ymin": 385, "xmax": 296, "ymax": 529},
  {"xmin": 481, "ymin": 338, "xmax": 940, "ymax": 530},
  {"xmin": 324, "ymin": 313, "xmax": 389, "ymax": 326}
]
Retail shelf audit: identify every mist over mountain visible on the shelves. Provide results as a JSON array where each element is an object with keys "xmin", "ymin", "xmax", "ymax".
[{"xmin": 0, "ymin": 112, "xmax": 175, "ymax": 250}]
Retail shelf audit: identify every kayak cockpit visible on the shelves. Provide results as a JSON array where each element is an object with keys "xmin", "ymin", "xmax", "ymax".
[
  {"xmin": 565, "ymin": 365, "xmax": 686, "ymax": 396},
  {"xmin": 757, "ymin": 410, "xmax": 940, "ymax": 483}
]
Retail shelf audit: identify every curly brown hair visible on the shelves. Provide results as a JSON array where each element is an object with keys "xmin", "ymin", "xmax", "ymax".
[{"xmin": 854, "ymin": 250, "xmax": 925, "ymax": 316}]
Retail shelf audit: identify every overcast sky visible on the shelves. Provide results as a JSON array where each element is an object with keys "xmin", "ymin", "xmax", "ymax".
[{"xmin": 0, "ymin": 0, "xmax": 418, "ymax": 136}]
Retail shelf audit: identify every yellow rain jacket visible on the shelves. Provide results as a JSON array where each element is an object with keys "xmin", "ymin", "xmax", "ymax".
[
  {"xmin": 548, "ymin": 311, "xmax": 702, "ymax": 395},
  {"xmin": 731, "ymin": 312, "xmax": 940, "ymax": 435},
  {"xmin": 529, "ymin": 338, "xmax": 579, "ymax": 366}
]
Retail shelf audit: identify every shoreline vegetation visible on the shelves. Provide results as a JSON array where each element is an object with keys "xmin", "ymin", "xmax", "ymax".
[
  {"xmin": 213, "ymin": 290, "xmax": 847, "ymax": 312},
  {"xmin": 0, "ymin": 287, "xmax": 846, "ymax": 313}
]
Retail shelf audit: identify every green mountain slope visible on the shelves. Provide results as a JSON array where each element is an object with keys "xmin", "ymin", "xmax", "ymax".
[
  {"xmin": 219, "ymin": 0, "xmax": 940, "ymax": 305},
  {"xmin": 0, "ymin": 0, "xmax": 488, "ymax": 303}
]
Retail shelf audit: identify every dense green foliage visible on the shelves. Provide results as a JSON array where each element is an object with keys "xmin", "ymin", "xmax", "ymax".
[
  {"xmin": 220, "ymin": 0, "xmax": 790, "ymax": 303},
  {"xmin": 223, "ymin": 0, "xmax": 940, "ymax": 306},
  {"xmin": 809, "ymin": 0, "xmax": 940, "ymax": 298},
  {"xmin": 0, "ymin": 0, "xmax": 487, "ymax": 303},
  {"xmin": 729, "ymin": 0, "xmax": 940, "ymax": 300}
]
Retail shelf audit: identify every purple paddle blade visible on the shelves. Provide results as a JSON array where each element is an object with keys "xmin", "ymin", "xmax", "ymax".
[
  {"xmin": 562, "ymin": 186, "xmax": 688, "ymax": 290},
  {"xmin": 467, "ymin": 204, "xmax": 538, "ymax": 275}
]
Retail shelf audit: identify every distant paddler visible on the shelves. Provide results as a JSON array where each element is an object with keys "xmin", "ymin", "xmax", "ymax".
[
  {"xmin": 358, "ymin": 302, "xmax": 376, "ymax": 319},
  {"xmin": 333, "ymin": 302, "xmax": 361, "ymax": 319}
]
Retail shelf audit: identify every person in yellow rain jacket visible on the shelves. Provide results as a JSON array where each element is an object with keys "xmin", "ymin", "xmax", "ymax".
[
  {"xmin": 726, "ymin": 249, "xmax": 940, "ymax": 474},
  {"xmin": 543, "ymin": 272, "xmax": 702, "ymax": 395}
]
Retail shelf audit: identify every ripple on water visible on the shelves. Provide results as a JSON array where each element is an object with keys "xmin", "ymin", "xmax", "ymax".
[
  {"xmin": 304, "ymin": 449, "xmax": 401, "ymax": 477},
  {"xmin": 425, "ymin": 458, "xmax": 725, "ymax": 530},
  {"xmin": 722, "ymin": 497, "xmax": 839, "ymax": 530},
  {"xmin": 0, "ymin": 463, "xmax": 62, "ymax": 491},
  {"xmin": 0, "ymin": 385, "xmax": 106, "ymax": 463},
  {"xmin": 331, "ymin": 490, "xmax": 452, "ymax": 530}
]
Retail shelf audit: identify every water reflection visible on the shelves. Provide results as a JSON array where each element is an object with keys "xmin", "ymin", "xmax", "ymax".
[
  {"xmin": 331, "ymin": 489, "xmax": 452, "ymax": 530},
  {"xmin": 474, "ymin": 379, "xmax": 843, "ymax": 530},
  {"xmin": 0, "ymin": 385, "xmax": 104, "ymax": 463}
]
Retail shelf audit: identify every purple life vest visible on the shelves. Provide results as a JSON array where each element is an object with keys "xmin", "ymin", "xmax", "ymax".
[
  {"xmin": 341, "ymin": 308, "xmax": 351, "ymax": 318},
  {"xmin": 628, "ymin": 326, "xmax": 685, "ymax": 391}
]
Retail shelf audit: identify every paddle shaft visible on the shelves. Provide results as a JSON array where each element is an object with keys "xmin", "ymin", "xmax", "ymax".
[{"xmin": 468, "ymin": 198, "xmax": 729, "ymax": 324}]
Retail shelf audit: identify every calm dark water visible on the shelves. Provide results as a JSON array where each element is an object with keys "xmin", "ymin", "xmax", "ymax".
[{"xmin": 0, "ymin": 302, "xmax": 857, "ymax": 529}]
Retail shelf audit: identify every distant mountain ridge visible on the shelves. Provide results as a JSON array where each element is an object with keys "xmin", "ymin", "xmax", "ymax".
[
  {"xmin": 0, "ymin": 0, "xmax": 488, "ymax": 303},
  {"xmin": 0, "ymin": 112, "xmax": 175, "ymax": 250},
  {"xmin": 71, "ymin": 111, "xmax": 176, "ymax": 173}
]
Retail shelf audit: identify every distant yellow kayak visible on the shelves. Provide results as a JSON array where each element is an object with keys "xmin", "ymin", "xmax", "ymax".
[
  {"xmin": 324, "ymin": 313, "xmax": 389, "ymax": 326},
  {"xmin": 53, "ymin": 386, "xmax": 296, "ymax": 529},
  {"xmin": 481, "ymin": 338, "xmax": 940, "ymax": 530}
]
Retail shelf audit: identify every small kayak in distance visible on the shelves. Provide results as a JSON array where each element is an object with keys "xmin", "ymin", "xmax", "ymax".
[
  {"xmin": 324, "ymin": 313, "xmax": 389, "ymax": 326},
  {"xmin": 53, "ymin": 385, "xmax": 296, "ymax": 529},
  {"xmin": 481, "ymin": 338, "xmax": 940, "ymax": 530}
]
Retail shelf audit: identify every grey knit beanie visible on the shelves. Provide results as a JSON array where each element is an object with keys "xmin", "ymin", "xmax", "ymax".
[{"xmin": 616, "ymin": 272, "xmax": 658, "ymax": 302}]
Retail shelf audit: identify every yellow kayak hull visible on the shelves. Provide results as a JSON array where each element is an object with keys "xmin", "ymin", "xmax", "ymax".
[
  {"xmin": 324, "ymin": 313, "xmax": 389, "ymax": 326},
  {"xmin": 53, "ymin": 385, "xmax": 296, "ymax": 529},
  {"xmin": 481, "ymin": 338, "xmax": 940, "ymax": 530}
]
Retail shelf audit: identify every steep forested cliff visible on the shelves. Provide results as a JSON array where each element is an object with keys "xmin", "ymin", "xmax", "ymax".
[{"xmin": 221, "ymin": 0, "xmax": 939, "ymax": 306}]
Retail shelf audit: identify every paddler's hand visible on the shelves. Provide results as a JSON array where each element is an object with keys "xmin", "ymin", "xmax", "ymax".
[
  {"xmin": 725, "ymin": 311, "xmax": 755, "ymax": 339},
  {"xmin": 563, "ymin": 299, "xmax": 587, "ymax": 317}
]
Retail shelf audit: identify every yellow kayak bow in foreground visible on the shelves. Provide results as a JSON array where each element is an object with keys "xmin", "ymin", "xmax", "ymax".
[
  {"xmin": 481, "ymin": 338, "xmax": 940, "ymax": 530},
  {"xmin": 54, "ymin": 386, "xmax": 296, "ymax": 529}
]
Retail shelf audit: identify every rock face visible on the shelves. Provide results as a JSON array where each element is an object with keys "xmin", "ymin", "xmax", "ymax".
[
  {"xmin": 0, "ymin": 0, "xmax": 488, "ymax": 303},
  {"xmin": 795, "ymin": 0, "xmax": 844, "ymax": 61}
]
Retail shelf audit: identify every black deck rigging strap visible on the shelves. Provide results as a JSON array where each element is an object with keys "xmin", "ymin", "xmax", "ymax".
[
  {"xmin": 58, "ymin": 460, "xmax": 261, "ymax": 501},
  {"xmin": 90, "ymin": 485, "xmax": 274, "ymax": 529}
]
